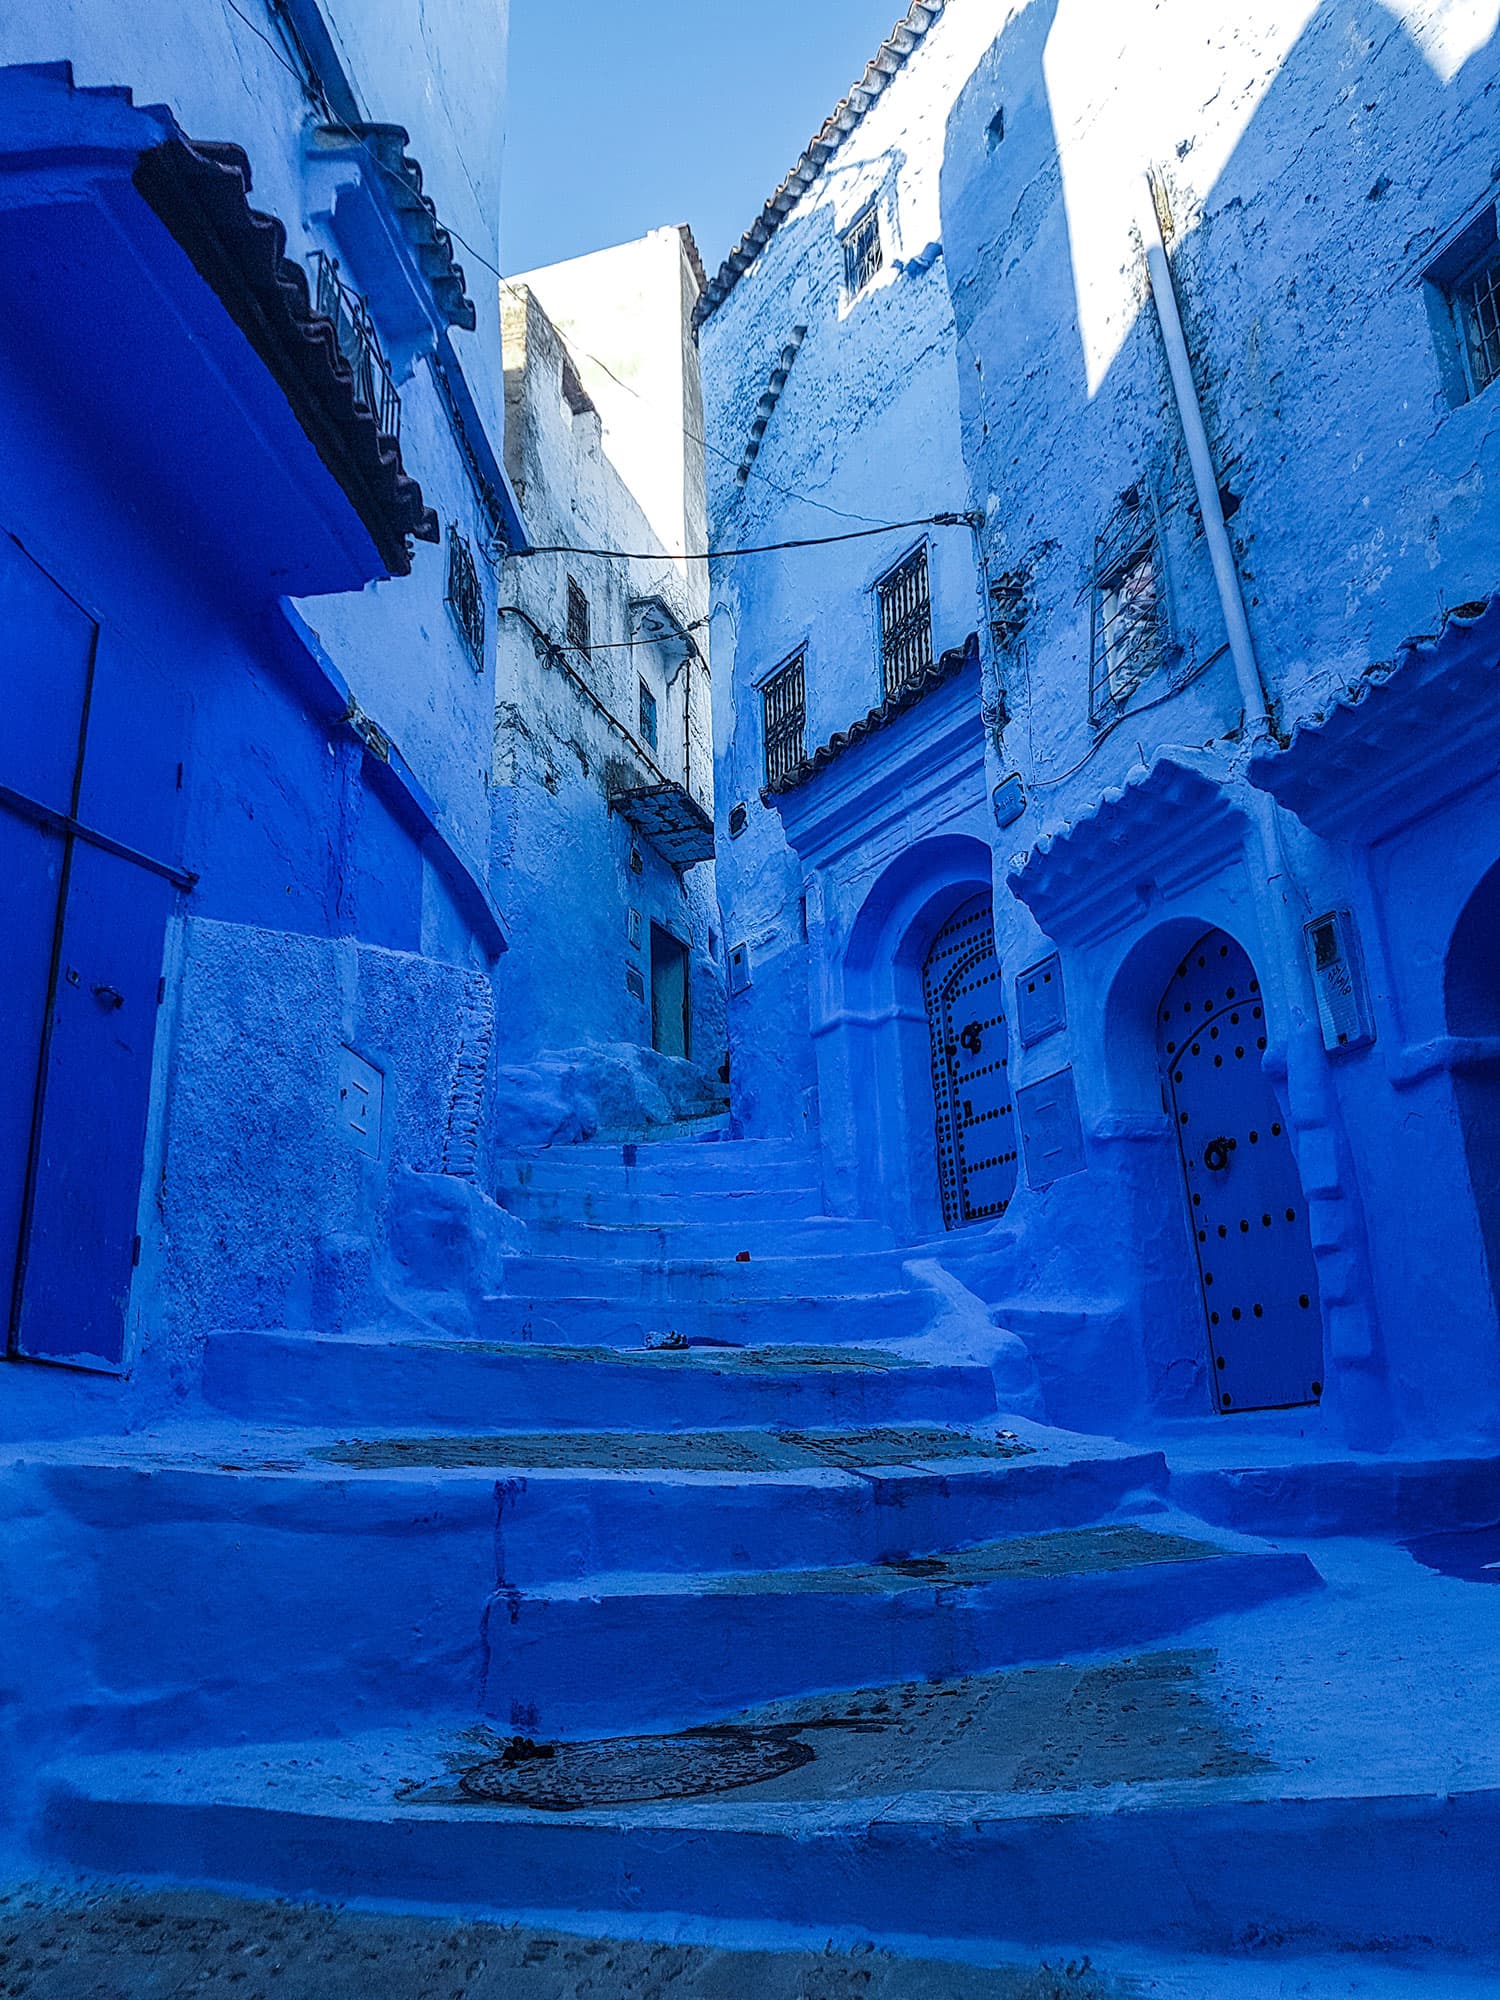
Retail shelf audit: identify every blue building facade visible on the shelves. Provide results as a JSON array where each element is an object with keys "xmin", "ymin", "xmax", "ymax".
[
  {"xmin": 0, "ymin": 2, "xmax": 521, "ymax": 1430},
  {"xmin": 705, "ymin": 0, "xmax": 1500, "ymax": 1454}
]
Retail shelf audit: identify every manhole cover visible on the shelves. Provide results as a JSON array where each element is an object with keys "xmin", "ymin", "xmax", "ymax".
[{"xmin": 459, "ymin": 1728, "xmax": 814, "ymax": 1810}]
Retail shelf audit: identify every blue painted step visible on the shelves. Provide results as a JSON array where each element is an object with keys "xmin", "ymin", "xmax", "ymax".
[
  {"xmin": 473, "ymin": 1287, "xmax": 937, "ymax": 1347},
  {"xmin": 201, "ymin": 1331, "xmax": 995, "ymax": 1432},
  {"xmin": 481, "ymin": 1526, "xmax": 1319, "ymax": 1736},
  {"xmin": 496, "ymin": 1249, "xmax": 911, "ymax": 1302},
  {"xmin": 50, "ymin": 1697, "xmax": 1490, "ymax": 1962}
]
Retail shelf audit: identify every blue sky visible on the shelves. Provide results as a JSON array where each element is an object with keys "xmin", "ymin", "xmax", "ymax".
[{"xmin": 500, "ymin": 0, "xmax": 908, "ymax": 277}]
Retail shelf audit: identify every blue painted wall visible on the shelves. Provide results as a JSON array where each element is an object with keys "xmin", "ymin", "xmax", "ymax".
[{"xmin": 0, "ymin": 3, "xmax": 517, "ymax": 1425}]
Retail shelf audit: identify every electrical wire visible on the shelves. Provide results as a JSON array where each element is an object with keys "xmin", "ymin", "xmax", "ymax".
[
  {"xmin": 516, "ymin": 513, "xmax": 978, "ymax": 564},
  {"xmin": 1027, "ymin": 645, "xmax": 1232, "ymax": 790}
]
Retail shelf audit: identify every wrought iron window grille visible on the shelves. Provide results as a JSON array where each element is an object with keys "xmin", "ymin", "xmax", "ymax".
[
  {"xmin": 311, "ymin": 250, "xmax": 401, "ymax": 441},
  {"xmin": 444, "ymin": 524, "xmax": 485, "ymax": 670},
  {"xmin": 842, "ymin": 204, "xmax": 884, "ymax": 298},
  {"xmin": 877, "ymin": 543, "xmax": 934, "ymax": 699},
  {"xmin": 639, "ymin": 678, "xmax": 659, "ymax": 751},
  {"xmin": 566, "ymin": 575, "xmax": 592, "ymax": 660},
  {"xmin": 1089, "ymin": 488, "xmax": 1167, "ymax": 721},
  {"xmin": 762, "ymin": 651, "xmax": 807, "ymax": 787},
  {"xmin": 1455, "ymin": 249, "xmax": 1500, "ymax": 396}
]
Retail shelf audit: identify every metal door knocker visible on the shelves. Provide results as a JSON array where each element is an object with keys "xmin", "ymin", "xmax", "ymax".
[
  {"xmin": 959, "ymin": 1021, "xmax": 984, "ymax": 1055},
  {"xmin": 1203, "ymin": 1136, "xmax": 1231, "ymax": 1172}
]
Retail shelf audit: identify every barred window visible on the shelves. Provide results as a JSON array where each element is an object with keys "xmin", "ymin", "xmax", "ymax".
[
  {"xmin": 639, "ymin": 677, "xmax": 658, "ymax": 751},
  {"xmin": 1455, "ymin": 251, "xmax": 1500, "ymax": 396},
  {"xmin": 1090, "ymin": 488, "xmax": 1165, "ymax": 719},
  {"xmin": 761, "ymin": 652, "xmax": 806, "ymax": 787},
  {"xmin": 842, "ymin": 205, "xmax": 883, "ymax": 298},
  {"xmin": 444, "ymin": 524, "xmax": 485, "ymax": 670},
  {"xmin": 566, "ymin": 575, "xmax": 591, "ymax": 659},
  {"xmin": 876, "ymin": 544, "xmax": 933, "ymax": 698}
]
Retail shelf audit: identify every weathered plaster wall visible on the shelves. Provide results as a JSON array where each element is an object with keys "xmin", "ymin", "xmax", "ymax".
[
  {"xmin": 935, "ymin": 0, "xmax": 1500, "ymax": 1444},
  {"xmin": 700, "ymin": 0, "xmax": 996, "ymax": 1139}
]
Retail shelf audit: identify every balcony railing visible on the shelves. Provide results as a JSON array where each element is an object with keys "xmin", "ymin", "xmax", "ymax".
[{"xmin": 312, "ymin": 250, "xmax": 401, "ymax": 442}]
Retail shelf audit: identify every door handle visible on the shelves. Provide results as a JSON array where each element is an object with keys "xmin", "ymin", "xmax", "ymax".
[
  {"xmin": 1203, "ymin": 1136, "xmax": 1231, "ymax": 1172},
  {"xmin": 92, "ymin": 984, "xmax": 125, "ymax": 1011}
]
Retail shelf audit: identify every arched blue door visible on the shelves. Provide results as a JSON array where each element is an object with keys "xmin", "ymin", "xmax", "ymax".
[
  {"xmin": 924, "ymin": 893, "xmax": 1017, "ymax": 1229},
  {"xmin": 1159, "ymin": 929, "xmax": 1322, "ymax": 1412}
]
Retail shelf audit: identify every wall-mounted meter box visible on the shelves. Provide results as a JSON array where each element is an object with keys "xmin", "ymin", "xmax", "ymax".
[{"xmin": 1304, "ymin": 908, "xmax": 1375, "ymax": 1054}]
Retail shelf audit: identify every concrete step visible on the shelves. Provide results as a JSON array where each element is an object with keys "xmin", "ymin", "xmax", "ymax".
[
  {"xmin": 201, "ymin": 1331, "xmax": 996, "ymax": 1433},
  {"xmin": 517, "ymin": 1213, "xmax": 897, "ymax": 1258},
  {"xmin": 499, "ymin": 1143, "xmax": 819, "ymax": 1195},
  {"xmin": 473, "ymin": 1287, "xmax": 937, "ymax": 1348},
  {"xmin": 495, "ymin": 1249, "xmax": 910, "ymax": 1302},
  {"xmin": 57, "ymin": 1632, "xmax": 1499, "ymax": 1964},
  {"xmin": 26, "ymin": 1420, "xmax": 1170, "ymax": 1749},
  {"xmin": 481, "ymin": 1522, "xmax": 1318, "ymax": 1736},
  {"xmin": 499, "ymin": 1185, "xmax": 826, "ymax": 1228}
]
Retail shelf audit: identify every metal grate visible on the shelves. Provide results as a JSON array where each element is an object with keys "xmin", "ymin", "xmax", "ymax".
[
  {"xmin": 1089, "ymin": 489, "xmax": 1164, "ymax": 720},
  {"xmin": 444, "ymin": 524, "xmax": 485, "ymax": 669},
  {"xmin": 638, "ymin": 677, "xmax": 658, "ymax": 751},
  {"xmin": 761, "ymin": 652, "xmax": 806, "ymax": 787},
  {"xmin": 566, "ymin": 575, "xmax": 591, "ymax": 659},
  {"xmin": 311, "ymin": 251, "xmax": 400, "ymax": 440},
  {"xmin": 842, "ymin": 205, "xmax": 883, "ymax": 297},
  {"xmin": 1459, "ymin": 254, "xmax": 1500, "ymax": 395},
  {"xmin": 877, "ymin": 544, "xmax": 933, "ymax": 699}
]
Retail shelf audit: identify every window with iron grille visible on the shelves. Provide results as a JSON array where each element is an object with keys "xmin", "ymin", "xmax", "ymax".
[
  {"xmin": 1089, "ymin": 489, "xmax": 1166, "ymax": 720},
  {"xmin": 444, "ymin": 524, "xmax": 485, "ymax": 669},
  {"xmin": 1453, "ymin": 247, "xmax": 1500, "ymax": 396},
  {"xmin": 566, "ymin": 576, "xmax": 591, "ymax": 659},
  {"xmin": 876, "ymin": 544, "xmax": 933, "ymax": 698},
  {"xmin": 842, "ymin": 205, "xmax": 883, "ymax": 298},
  {"xmin": 1424, "ymin": 206, "xmax": 1500, "ymax": 405},
  {"xmin": 639, "ymin": 678, "xmax": 658, "ymax": 751},
  {"xmin": 311, "ymin": 251, "xmax": 401, "ymax": 440},
  {"xmin": 761, "ymin": 652, "xmax": 806, "ymax": 787}
]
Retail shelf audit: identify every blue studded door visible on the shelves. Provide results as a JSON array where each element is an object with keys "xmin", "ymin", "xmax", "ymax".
[
  {"xmin": 1159, "ymin": 929, "xmax": 1323, "ymax": 1413},
  {"xmin": 924, "ymin": 893, "xmax": 1017, "ymax": 1230}
]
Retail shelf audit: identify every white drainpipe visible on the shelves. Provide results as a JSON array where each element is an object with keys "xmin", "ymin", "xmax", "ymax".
[{"xmin": 1139, "ymin": 179, "xmax": 1272, "ymax": 742}]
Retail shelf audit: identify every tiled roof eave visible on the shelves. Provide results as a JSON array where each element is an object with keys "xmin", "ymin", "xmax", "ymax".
[
  {"xmin": 763, "ymin": 631, "xmax": 978, "ymax": 800},
  {"xmin": 133, "ymin": 131, "xmax": 439, "ymax": 577}
]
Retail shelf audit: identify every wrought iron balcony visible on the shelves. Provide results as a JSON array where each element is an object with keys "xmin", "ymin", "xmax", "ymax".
[{"xmin": 312, "ymin": 250, "xmax": 401, "ymax": 442}]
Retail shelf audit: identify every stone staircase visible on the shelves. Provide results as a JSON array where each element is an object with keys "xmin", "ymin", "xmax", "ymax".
[{"xmin": 23, "ymin": 1134, "xmax": 1500, "ymax": 1974}]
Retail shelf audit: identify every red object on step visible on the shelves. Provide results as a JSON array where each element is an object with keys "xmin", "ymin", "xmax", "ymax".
[{"xmin": 735, "ymin": 1251, "xmax": 751, "ymax": 1262}]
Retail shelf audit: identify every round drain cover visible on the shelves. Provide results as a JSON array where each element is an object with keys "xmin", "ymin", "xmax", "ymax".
[{"xmin": 459, "ymin": 1728, "xmax": 813, "ymax": 1810}]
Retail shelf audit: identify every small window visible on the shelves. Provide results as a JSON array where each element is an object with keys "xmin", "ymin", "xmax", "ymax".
[
  {"xmin": 1089, "ymin": 488, "xmax": 1165, "ymax": 719},
  {"xmin": 842, "ymin": 205, "xmax": 884, "ymax": 298},
  {"xmin": 876, "ymin": 544, "xmax": 933, "ymax": 698},
  {"xmin": 728, "ymin": 802, "xmax": 749, "ymax": 839},
  {"xmin": 566, "ymin": 575, "xmax": 591, "ymax": 659},
  {"xmin": 444, "ymin": 523, "xmax": 485, "ymax": 670},
  {"xmin": 639, "ymin": 677, "xmax": 658, "ymax": 751},
  {"xmin": 761, "ymin": 651, "xmax": 807, "ymax": 787},
  {"xmin": 1425, "ymin": 205, "xmax": 1500, "ymax": 405}
]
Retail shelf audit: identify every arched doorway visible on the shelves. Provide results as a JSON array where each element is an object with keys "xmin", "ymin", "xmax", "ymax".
[
  {"xmin": 1446, "ymin": 860, "xmax": 1500, "ymax": 1319},
  {"xmin": 1159, "ymin": 928, "xmax": 1322, "ymax": 1412},
  {"xmin": 923, "ymin": 892, "xmax": 1016, "ymax": 1229}
]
